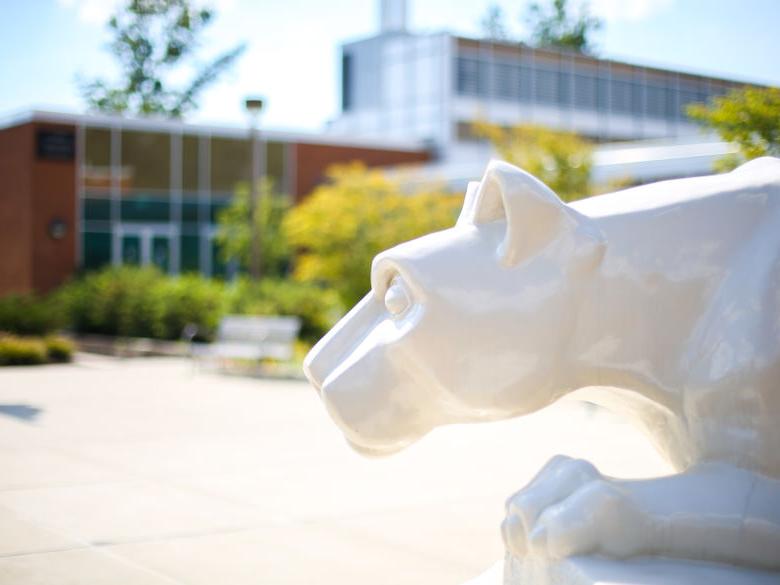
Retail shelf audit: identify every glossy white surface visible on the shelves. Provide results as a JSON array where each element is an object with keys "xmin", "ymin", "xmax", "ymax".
[
  {"xmin": 465, "ymin": 558, "xmax": 780, "ymax": 585},
  {"xmin": 504, "ymin": 556, "xmax": 780, "ymax": 585},
  {"xmin": 303, "ymin": 158, "xmax": 780, "ymax": 575}
]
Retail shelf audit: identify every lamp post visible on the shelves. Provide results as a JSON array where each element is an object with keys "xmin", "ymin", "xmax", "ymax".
[{"xmin": 244, "ymin": 97, "xmax": 265, "ymax": 280}]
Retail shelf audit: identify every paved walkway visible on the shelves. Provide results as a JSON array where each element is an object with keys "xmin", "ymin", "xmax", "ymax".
[{"xmin": 0, "ymin": 356, "xmax": 671, "ymax": 585}]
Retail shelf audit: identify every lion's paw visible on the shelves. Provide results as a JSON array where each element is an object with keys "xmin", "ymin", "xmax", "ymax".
[{"xmin": 502, "ymin": 455, "xmax": 650, "ymax": 559}]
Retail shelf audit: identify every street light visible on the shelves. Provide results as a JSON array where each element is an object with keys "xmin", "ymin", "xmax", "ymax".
[{"xmin": 244, "ymin": 96, "xmax": 265, "ymax": 280}]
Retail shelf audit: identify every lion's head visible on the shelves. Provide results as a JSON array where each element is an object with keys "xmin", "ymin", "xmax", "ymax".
[{"xmin": 304, "ymin": 161, "xmax": 605, "ymax": 455}]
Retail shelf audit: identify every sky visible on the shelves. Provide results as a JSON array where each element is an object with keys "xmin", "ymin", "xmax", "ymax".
[{"xmin": 1, "ymin": 0, "xmax": 779, "ymax": 133}]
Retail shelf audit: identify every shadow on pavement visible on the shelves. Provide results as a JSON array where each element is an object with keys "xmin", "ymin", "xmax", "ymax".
[{"xmin": 0, "ymin": 403, "xmax": 43, "ymax": 422}]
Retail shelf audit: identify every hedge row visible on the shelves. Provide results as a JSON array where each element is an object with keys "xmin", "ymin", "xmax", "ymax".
[
  {"xmin": 0, "ymin": 267, "xmax": 343, "ymax": 345},
  {"xmin": 0, "ymin": 334, "xmax": 75, "ymax": 366}
]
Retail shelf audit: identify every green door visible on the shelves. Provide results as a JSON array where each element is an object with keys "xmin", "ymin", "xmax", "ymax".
[
  {"xmin": 121, "ymin": 235, "xmax": 141, "ymax": 265},
  {"xmin": 151, "ymin": 236, "xmax": 170, "ymax": 272}
]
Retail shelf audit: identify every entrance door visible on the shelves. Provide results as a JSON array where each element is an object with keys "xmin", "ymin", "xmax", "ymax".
[
  {"xmin": 151, "ymin": 235, "xmax": 170, "ymax": 272},
  {"xmin": 121, "ymin": 234, "xmax": 142, "ymax": 265},
  {"xmin": 117, "ymin": 225, "xmax": 175, "ymax": 273}
]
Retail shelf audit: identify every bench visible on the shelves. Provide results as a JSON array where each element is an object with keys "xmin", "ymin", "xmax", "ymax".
[{"xmin": 192, "ymin": 315, "xmax": 301, "ymax": 366}]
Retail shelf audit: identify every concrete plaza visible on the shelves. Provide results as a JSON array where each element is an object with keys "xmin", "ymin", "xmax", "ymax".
[{"xmin": 0, "ymin": 355, "xmax": 671, "ymax": 585}]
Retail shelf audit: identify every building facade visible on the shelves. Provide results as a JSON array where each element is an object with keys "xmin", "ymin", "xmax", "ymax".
[
  {"xmin": 0, "ymin": 111, "xmax": 429, "ymax": 295},
  {"xmin": 332, "ymin": 30, "xmax": 759, "ymax": 150}
]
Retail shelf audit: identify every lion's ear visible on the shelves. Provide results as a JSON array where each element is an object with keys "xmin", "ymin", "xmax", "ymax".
[
  {"xmin": 472, "ymin": 160, "xmax": 604, "ymax": 267},
  {"xmin": 456, "ymin": 181, "xmax": 481, "ymax": 226}
]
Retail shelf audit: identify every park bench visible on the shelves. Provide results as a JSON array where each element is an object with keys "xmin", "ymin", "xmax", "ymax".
[{"xmin": 192, "ymin": 315, "xmax": 301, "ymax": 366}]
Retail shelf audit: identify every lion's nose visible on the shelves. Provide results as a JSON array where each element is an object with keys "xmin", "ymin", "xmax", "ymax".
[
  {"xmin": 302, "ymin": 292, "xmax": 383, "ymax": 394},
  {"xmin": 302, "ymin": 347, "xmax": 325, "ymax": 393}
]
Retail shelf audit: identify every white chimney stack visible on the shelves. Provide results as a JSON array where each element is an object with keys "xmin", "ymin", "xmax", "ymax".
[{"xmin": 379, "ymin": 0, "xmax": 407, "ymax": 33}]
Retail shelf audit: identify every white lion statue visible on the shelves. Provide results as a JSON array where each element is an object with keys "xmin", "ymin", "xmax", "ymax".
[{"xmin": 303, "ymin": 158, "xmax": 780, "ymax": 580}]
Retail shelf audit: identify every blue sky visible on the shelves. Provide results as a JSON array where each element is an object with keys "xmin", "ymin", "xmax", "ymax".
[{"xmin": 1, "ymin": 0, "xmax": 778, "ymax": 132}]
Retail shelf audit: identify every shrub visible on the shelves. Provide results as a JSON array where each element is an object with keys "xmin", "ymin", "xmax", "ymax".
[
  {"xmin": 284, "ymin": 163, "xmax": 462, "ymax": 308},
  {"xmin": 225, "ymin": 277, "xmax": 342, "ymax": 343},
  {"xmin": 156, "ymin": 274, "xmax": 224, "ymax": 341},
  {"xmin": 0, "ymin": 335, "xmax": 48, "ymax": 366},
  {"xmin": 58, "ymin": 266, "xmax": 166, "ymax": 338},
  {"xmin": 58, "ymin": 266, "xmax": 224, "ymax": 341},
  {"xmin": 0, "ymin": 294, "xmax": 65, "ymax": 335},
  {"xmin": 56, "ymin": 266, "xmax": 342, "ymax": 345},
  {"xmin": 44, "ymin": 335, "xmax": 75, "ymax": 363}
]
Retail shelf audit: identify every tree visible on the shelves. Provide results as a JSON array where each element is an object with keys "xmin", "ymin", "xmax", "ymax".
[
  {"xmin": 283, "ymin": 164, "xmax": 462, "ymax": 308},
  {"xmin": 524, "ymin": 0, "xmax": 601, "ymax": 54},
  {"xmin": 688, "ymin": 87, "xmax": 780, "ymax": 172},
  {"xmin": 81, "ymin": 0, "xmax": 245, "ymax": 117},
  {"xmin": 215, "ymin": 179, "xmax": 292, "ymax": 279},
  {"xmin": 473, "ymin": 121, "xmax": 593, "ymax": 201},
  {"xmin": 481, "ymin": 4, "xmax": 510, "ymax": 41}
]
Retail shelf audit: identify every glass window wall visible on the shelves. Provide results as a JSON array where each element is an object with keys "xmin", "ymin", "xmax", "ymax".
[
  {"xmin": 80, "ymin": 125, "xmax": 286, "ymax": 278},
  {"xmin": 211, "ymin": 137, "xmax": 251, "ymax": 195}
]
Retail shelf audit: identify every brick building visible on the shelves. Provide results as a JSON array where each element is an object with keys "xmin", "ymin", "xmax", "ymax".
[{"xmin": 0, "ymin": 111, "xmax": 429, "ymax": 295}]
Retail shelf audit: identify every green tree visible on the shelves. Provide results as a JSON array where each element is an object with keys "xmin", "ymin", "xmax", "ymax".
[
  {"xmin": 473, "ymin": 121, "xmax": 593, "ymax": 201},
  {"xmin": 524, "ymin": 0, "xmax": 601, "ymax": 54},
  {"xmin": 81, "ymin": 0, "xmax": 245, "ymax": 117},
  {"xmin": 481, "ymin": 4, "xmax": 510, "ymax": 41},
  {"xmin": 688, "ymin": 86, "xmax": 780, "ymax": 172},
  {"xmin": 283, "ymin": 163, "xmax": 462, "ymax": 308},
  {"xmin": 215, "ymin": 179, "xmax": 292, "ymax": 279}
]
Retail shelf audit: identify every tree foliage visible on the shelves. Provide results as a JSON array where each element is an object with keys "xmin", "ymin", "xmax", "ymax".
[
  {"xmin": 473, "ymin": 121, "xmax": 593, "ymax": 201},
  {"xmin": 524, "ymin": 0, "xmax": 601, "ymax": 54},
  {"xmin": 215, "ymin": 179, "xmax": 292, "ymax": 279},
  {"xmin": 81, "ymin": 0, "xmax": 245, "ymax": 117},
  {"xmin": 283, "ymin": 164, "xmax": 462, "ymax": 308},
  {"xmin": 481, "ymin": 3, "xmax": 510, "ymax": 41},
  {"xmin": 688, "ymin": 86, "xmax": 780, "ymax": 171}
]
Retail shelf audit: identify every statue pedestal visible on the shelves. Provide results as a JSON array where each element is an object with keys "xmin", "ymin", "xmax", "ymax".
[{"xmin": 465, "ymin": 556, "xmax": 780, "ymax": 585}]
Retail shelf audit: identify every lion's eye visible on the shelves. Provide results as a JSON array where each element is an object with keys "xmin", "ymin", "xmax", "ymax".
[{"xmin": 384, "ymin": 278, "xmax": 410, "ymax": 317}]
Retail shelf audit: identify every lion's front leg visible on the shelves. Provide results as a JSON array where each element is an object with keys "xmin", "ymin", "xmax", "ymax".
[{"xmin": 502, "ymin": 456, "xmax": 780, "ymax": 571}]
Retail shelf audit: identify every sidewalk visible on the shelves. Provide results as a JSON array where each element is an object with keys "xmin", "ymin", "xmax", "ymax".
[{"xmin": 0, "ymin": 356, "xmax": 671, "ymax": 585}]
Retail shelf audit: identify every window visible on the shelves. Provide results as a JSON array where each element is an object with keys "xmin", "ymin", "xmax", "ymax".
[
  {"xmin": 182, "ymin": 134, "xmax": 200, "ymax": 193},
  {"xmin": 121, "ymin": 131, "xmax": 170, "ymax": 192},
  {"xmin": 342, "ymin": 53, "xmax": 353, "ymax": 111},
  {"xmin": 596, "ymin": 77, "xmax": 608, "ymax": 111},
  {"xmin": 266, "ymin": 141, "xmax": 286, "ymax": 188},
  {"xmin": 666, "ymin": 88, "xmax": 678, "ymax": 120},
  {"xmin": 84, "ymin": 128, "xmax": 111, "ymax": 190},
  {"xmin": 120, "ymin": 197, "xmax": 170, "ymax": 222},
  {"xmin": 182, "ymin": 201, "xmax": 201, "ymax": 224},
  {"xmin": 518, "ymin": 66, "xmax": 533, "ymax": 101},
  {"xmin": 494, "ymin": 63, "xmax": 517, "ymax": 100},
  {"xmin": 211, "ymin": 240, "xmax": 227, "ymax": 278},
  {"xmin": 611, "ymin": 79, "xmax": 633, "ymax": 113},
  {"xmin": 574, "ymin": 74, "xmax": 596, "ymax": 109},
  {"xmin": 632, "ymin": 83, "xmax": 644, "ymax": 116},
  {"xmin": 82, "ymin": 231, "xmax": 112, "ymax": 271},
  {"xmin": 83, "ymin": 198, "xmax": 111, "ymax": 221},
  {"xmin": 210, "ymin": 137, "xmax": 251, "ymax": 195},
  {"xmin": 180, "ymin": 234, "xmax": 200, "ymax": 273},
  {"xmin": 557, "ymin": 71, "xmax": 571, "ymax": 106},
  {"xmin": 646, "ymin": 85, "xmax": 668, "ymax": 119},
  {"xmin": 456, "ymin": 57, "xmax": 480, "ymax": 95},
  {"xmin": 535, "ymin": 69, "xmax": 558, "ymax": 103}
]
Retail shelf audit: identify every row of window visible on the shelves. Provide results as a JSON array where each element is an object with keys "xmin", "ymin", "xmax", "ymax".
[
  {"xmin": 81, "ymin": 229, "xmax": 228, "ymax": 277},
  {"xmin": 83, "ymin": 128, "xmax": 286, "ymax": 193},
  {"xmin": 82, "ymin": 196, "xmax": 230, "ymax": 224},
  {"xmin": 455, "ymin": 57, "xmax": 732, "ymax": 120}
]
